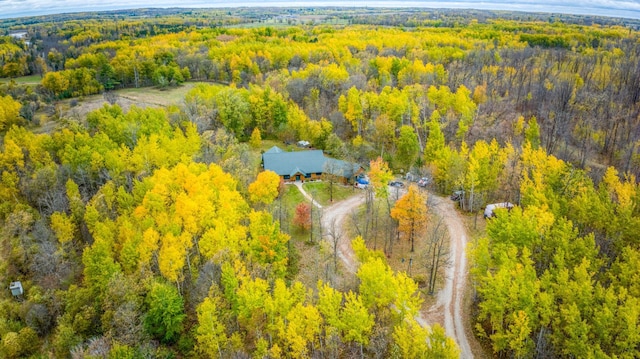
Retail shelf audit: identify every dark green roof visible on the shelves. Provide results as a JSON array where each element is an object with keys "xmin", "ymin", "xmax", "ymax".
[
  {"xmin": 263, "ymin": 147, "xmax": 363, "ymax": 178},
  {"xmin": 324, "ymin": 158, "xmax": 362, "ymax": 178},
  {"xmin": 263, "ymin": 147, "xmax": 327, "ymax": 176}
]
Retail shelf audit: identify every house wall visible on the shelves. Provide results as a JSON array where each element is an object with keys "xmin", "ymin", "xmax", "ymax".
[
  {"xmin": 281, "ymin": 173, "xmax": 323, "ymax": 182},
  {"xmin": 273, "ymin": 167, "xmax": 365, "ymax": 184}
]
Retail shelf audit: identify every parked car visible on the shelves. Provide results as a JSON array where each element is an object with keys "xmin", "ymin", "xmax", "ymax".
[
  {"xmin": 389, "ymin": 181, "xmax": 404, "ymax": 188},
  {"xmin": 417, "ymin": 177, "xmax": 430, "ymax": 187},
  {"xmin": 450, "ymin": 190, "xmax": 464, "ymax": 201},
  {"xmin": 355, "ymin": 182, "xmax": 368, "ymax": 189}
]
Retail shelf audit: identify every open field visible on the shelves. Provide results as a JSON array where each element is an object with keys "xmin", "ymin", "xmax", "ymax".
[
  {"xmin": 0, "ymin": 74, "xmax": 41, "ymax": 85},
  {"xmin": 56, "ymin": 82, "xmax": 206, "ymax": 121}
]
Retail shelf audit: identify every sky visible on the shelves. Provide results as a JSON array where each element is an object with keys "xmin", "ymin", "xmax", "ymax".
[{"xmin": 2, "ymin": 0, "xmax": 640, "ymax": 20}]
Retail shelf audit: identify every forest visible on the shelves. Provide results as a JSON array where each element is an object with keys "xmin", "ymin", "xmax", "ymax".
[{"xmin": 0, "ymin": 7, "xmax": 639, "ymax": 359}]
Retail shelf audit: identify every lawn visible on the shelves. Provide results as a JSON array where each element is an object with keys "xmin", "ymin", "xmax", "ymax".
[
  {"xmin": 258, "ymin": 139, "xmax": 311, "ymax": 153},
  {"xmin": 0, "ymin": 74, "xmax": 41, "ymax": 85},
  {"xmin": 281, "ymin": 183, "xmax": 305, "ymax": 210},
  {"xmin": 302, "ymin": 181, "xmax": 356, "ymax": 206}
]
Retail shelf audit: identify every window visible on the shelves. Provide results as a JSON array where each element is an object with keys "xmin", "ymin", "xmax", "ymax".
[
  {"xmin": 284, "ymin": 175, "xmax": 290, "ymax": 180},
  {"xmin": 305, "ymin": 173, "xmax": 311, "ymax": 178},
  {"xmin": 316, "ymin": 172, "xmax": 322, "ymax": 176}
]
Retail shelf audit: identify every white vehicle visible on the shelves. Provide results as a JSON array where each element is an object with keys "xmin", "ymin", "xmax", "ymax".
[
  {"xmin": 355, "ymin": 182, "xmax": 368, "ymax": 189},
  {"xmin": 484, "ymin": 202, "xmax": 514, "ymax": 218},
  {"xmin": 417, "ymin": 177, "xmax": 430, "ymax": 187}
]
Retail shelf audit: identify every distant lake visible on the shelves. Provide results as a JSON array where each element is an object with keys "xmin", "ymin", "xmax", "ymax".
[{"xmin": 3, "ymin": 0, "xmax": 640, "ymax": 20}]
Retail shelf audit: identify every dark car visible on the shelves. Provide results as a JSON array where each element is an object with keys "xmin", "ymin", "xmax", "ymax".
[
  {"xmin": 450, "ymin": 190, "xmax": 464, "ymax": 201},
  {"xmin": 389, "ymin": 181, "xmax": 404, "ymax": 188}
]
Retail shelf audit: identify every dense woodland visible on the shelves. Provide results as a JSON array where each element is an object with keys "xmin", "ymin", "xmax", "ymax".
[{"xmin": 0, "ymin": 8, "xmax": 640, "ymax": 359}]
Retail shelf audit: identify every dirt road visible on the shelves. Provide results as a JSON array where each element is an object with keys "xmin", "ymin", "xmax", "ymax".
[
  {"xmin": 427, "ymin": 194, "xmax": 474, "ymax": 358},
  {"xmin": 300, "ymin": 184, "xmax": 473, "ymax": 357},
  {"xmin": 319, "ymin": 190, "xmax": 366, "ymax": 274}
]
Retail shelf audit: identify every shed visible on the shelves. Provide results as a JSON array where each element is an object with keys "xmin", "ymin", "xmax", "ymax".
[{"xmin": 9, "ymin": 281, "xmax": 23, "ymax": 297}]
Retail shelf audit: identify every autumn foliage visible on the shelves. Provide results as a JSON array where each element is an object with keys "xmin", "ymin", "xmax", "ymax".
[
  {"xmin": 248, "ymin": 170, "xmax": 281, "ymax": 205},
  {"xmin": 391, "ymin": 185, "xmax": 428, "ymax": 252},
  {"xmin": 293, "ymin": 202, "xmax": 312, "ymax": 231}
]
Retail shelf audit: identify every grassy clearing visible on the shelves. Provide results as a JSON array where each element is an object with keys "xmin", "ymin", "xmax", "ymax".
[
  {"xmin": 43, "ymin": 81, "xmax": 213, "ymax": 129},
  {"xmin": 259, "ymin": 139, "xmax": 284, "ymax": 152},
  {"xmin": 116, "ymin": 81, "xmax": 209, "ymax": 106},
  {"xmin": 302, "ymin": 181, "xmax": 356, "ymax": 206},
  {"xmin": 0, "ymin": 74, "xmax": 41, "ymax": 85},
  {"xmin": 281, "ymin": 183, "xmax": 305, "ymax": 210}
]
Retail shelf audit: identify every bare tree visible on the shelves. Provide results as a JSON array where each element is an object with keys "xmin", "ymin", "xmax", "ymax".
[
  {"xmin": 325, "ymin": 217, "xmax": 343, "ymax": 272},
  {"xmin": 103, "ymin": 91, "xmax": 118, "ymax": 105},
  {"xmin": 322, "ymin": 160, "xmax": 340, "ymax": 203},
  {"xmin": 421, "ymin": 216, "xmax": 451, "ymax": 295}
]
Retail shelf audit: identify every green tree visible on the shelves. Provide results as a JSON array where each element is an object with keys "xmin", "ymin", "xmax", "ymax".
[
  {"xmin": 525, "ymin": 116, "xmax": 541, "ymax": 149},
  {"xmin": 395, "ymin": 125, "xmax": 420, "ymax": 172},
  {"xmin": 340, "ymin": 292, "xmax": 374, "ymax": 356},
  {"xmin": 144, "ymin": 281, "xmax": 185, "ymax": 343},
  {"xmin": 196, "ymin": 297, "xmax": 228, "ymax": 357}
]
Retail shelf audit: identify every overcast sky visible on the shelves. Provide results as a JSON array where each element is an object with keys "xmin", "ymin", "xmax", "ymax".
[{"xmin": 2, "ymin": 0, "xmax": 640, "ymax": 20}]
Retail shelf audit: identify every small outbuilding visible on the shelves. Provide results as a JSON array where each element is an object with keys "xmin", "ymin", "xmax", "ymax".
[{"xmin": 9, "ymin": 281, "xmax": 23, "ymax": 297}]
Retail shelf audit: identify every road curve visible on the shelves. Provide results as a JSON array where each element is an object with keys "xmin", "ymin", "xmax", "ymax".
[
  {"xmin": 319, "ymin": 190, "xmax": 366, "ymax": 274},
  {"xmin": 296, "ymin": 183, "xmax": 474, "ymax": 357}
]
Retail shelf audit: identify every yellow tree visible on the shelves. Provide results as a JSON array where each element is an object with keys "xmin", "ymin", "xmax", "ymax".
[
  {"xmin": 368, "ymin": 157, "xmax": 394, "ymax": 201},
  {"xmin": 368, "ymin": 157, "xmax": 395, "ymax": 251},
  {"xmin": 248, "ymin": 170, "xmax": 281, "ymax": 206},
  {"xmin": 338, "ymin": 86, "xmax": 365, "ymax": 137},
  {"xmin": 248, "ymin": 210, "xmax": 289, "ymax": 278},
  {"xmin": 50, "ymin": 212, "xmax": 76, "ymax": 245},
  {"xmin": 249, "ymin": 127, "xmax": 262, "ymax": 149},
  {"xmin": 390, "ymin": 184, "xmax": 428, "ymax": 252},
  {"xmin": 195, "ymin": 297, "xmax": 228, "ymax": 357},
  {"xmin": 0, "ymin": 95, "xmax": 22, "ymax": 131}
]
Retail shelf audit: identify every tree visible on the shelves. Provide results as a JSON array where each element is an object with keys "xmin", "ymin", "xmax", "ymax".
[
  {"xmin": 322, "ymin": 159, "xmax": 341, "ymax": 203},
  {"xmin": 390, "ymin": 185, "xmax": 428, "ymax": 252},
  {"xmin": 144, "ymin": 280, "xmax": 185, "ymax": 343},
  {"xmin": 426, "ymin": 324, "xmax": 460, "ymax": 358},
  {"xmin": 395, "ymin": 125, "xmax": 420, "ymax": 172},
  {"xmin": 422, "ymin": 217, "xmax": 450, "ymax": 294},
  {"xmin": 248, "ymin": 210, "xmax": 289, "ymax": 277},
  {"xmin": 248, "ymin": 170, "xmax": 281, "ymax": 206},
  {"xmin": 368, "ymin": 157, "xmax": 394, "ymax": 251},
  {"xmin": 0, "ymin": 95, "xmax": 22, "ymax": 131},
  {"xmin": 368, "ymin": 157, "xmax": 393, "ymax": 201},
  {"xmin": 284, "ymin": 303, "xmax": 322, "ymax": 358},
  {"xmin": 196, "ymin": 297, "xmax": 228, "ymax": 357},
  {"xmin": 293, "ymin": 202, "xmax": 312, "ymax": 231},
  {"xmin": 525, "ymin": 116, "xmax": 541, "ymax": 149},
  {"xmin": 340, "ymin": 292, "xmax": 374, "ymax": 357},
  {"xmin": 393, "ymin": 319, "xmax": 429, "ymax": 358},
  {"xmin": 50, "ymin": 212, "xmax": 75, "ymax": 245},
  {"xmin": 338, "ymin": 86, "xmax": 365, "ymax": 137},
  {"xmin": 249, "ymin": 127, "xmax": 262, "ymax": 148}
]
